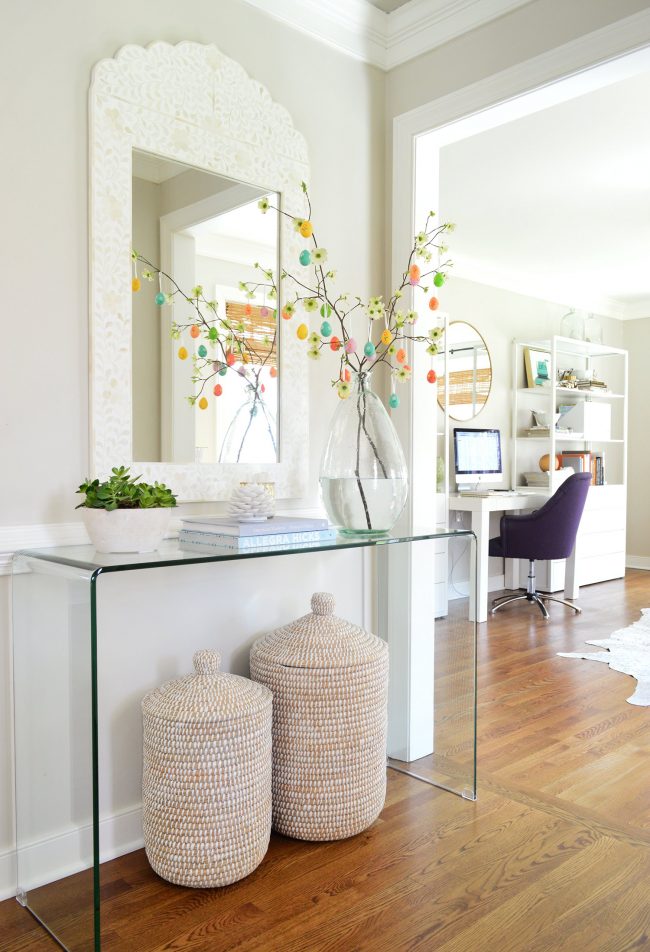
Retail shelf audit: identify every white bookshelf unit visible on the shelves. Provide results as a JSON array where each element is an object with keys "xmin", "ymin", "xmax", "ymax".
[{"xmin": 512, "ymin": 336, "xmax": 628, "ymax": 591}]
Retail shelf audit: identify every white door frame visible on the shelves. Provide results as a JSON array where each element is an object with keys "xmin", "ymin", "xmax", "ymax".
[{"xmin": 388, "ymin": 9, "xmax": 650, "ymax": 758}]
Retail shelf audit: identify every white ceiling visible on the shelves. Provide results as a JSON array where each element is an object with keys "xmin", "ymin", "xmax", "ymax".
[
  {"xmin": 365, "ymin": 0, "xmax": 412, "ymax": 11},
  {"xmin": 439, "ymin": 69, "xmax": 650, "ymax": 320}
]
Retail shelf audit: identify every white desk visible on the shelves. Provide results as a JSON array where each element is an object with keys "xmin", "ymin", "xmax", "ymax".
[{"xmin": 449, "ymin": 492, "xmax": 579, "ymax": 623}]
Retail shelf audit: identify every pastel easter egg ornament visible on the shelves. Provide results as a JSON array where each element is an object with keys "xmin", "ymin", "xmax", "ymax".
[
  {"xmin": 297, "ymin": 323, "xmax": 308, "ymax": 341},
  {"xmin": 213, "ymin": 384, "xmax": 223, "ymax": 397},
  {"xmin": 427, "ymin": 369, "xmax": 437, "ymax": 384},
  {"xmin": 345, "ymin": 338, "xmax": 357, "ymax": 355},
  {"xmin": 299, "ymin": 220, "xmax": 313, "ymax": 238},
  {"xmin": 198, "ymin": 345, "xmax": 208, "ymax": 358},
  {"xmin": 178, "ymin": 346, "xmax": 188, "ymax": 360},
  {"xmin": 320, "ymin": 321, "xmax": 332, "ymax": 337},
  {"xmin": 226, "ymin": 351, "xmax": 236, "ymax": 367},
  {"xmin": 131, "ymin": 277, "xmax": 141, "ymax": 293},
  {"xmin": 190, "ymin": 324, "xmax": 201, "ymax": 339},
  {"xmin": 299, "ymin": 249, "xmax": 312, "ymax": 266},
  {"xmin": 408, "ymin": 264, "xmax": 421, "ymax": 286},
  {"xmin": 330, "ymin": 336, "xmax": 341, "ymax": 352},
  {"xmin": 260, "ymin": 306, "xmax": 269, "ymax": 318},
  {"xmin": 389, "ymin": 393, "xmax": 399, "ymax": 409},
  {"xmin": 396, "ymin": 348, "xmax": 406, "ymax": 364},
  {"xmin": 433, "ymin": 272, "xmax": 445, "ymax": 287},
  {"xmin": 198, "ymin": 396, "xmax": 208, "ymax": 410},
  {"xmin": 270, "ymin": 366, "xmax": 278, "ymax": 378},
  {"xmin": 364, "ymin": 341, "xmax": 376, "ymax": 357},
  {"xmin": 155, "ymin": 292, "xmax": 166, "ymax": 306},
  {"xmin": 428, "ymin": 296, "xmax": 439, "ymax": 311}
]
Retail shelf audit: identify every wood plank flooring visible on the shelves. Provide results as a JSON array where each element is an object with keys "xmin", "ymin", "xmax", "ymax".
[{"xmin": 2, "ymin": 571, "xmax": 649, "ymax": 951}]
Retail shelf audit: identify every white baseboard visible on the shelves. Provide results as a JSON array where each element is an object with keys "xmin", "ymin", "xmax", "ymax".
[
  {"xmin": 626, "ymin": 555, "xmax": 650, "ymax": 571},
  {"xmin": 0, "ymin": 805, "xmax": 144, "ymax": 901}
]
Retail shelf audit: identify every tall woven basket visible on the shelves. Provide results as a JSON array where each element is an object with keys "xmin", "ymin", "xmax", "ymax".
[
  {"xmin": 141, "ymin": 649, "xmax": 272, "ymax": 887},
  {"xmin": 250, "ymin": 592, "xmax": 389, "ymax": 841}
]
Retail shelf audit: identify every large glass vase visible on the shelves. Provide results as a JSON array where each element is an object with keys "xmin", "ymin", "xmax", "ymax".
[
  {"xmin": 320, "ymin": 371, "xmax": 408, "ymax": 535},
  {"xmin": 219, "ymin": 384, "xmax": 277, "ymax": 464}
]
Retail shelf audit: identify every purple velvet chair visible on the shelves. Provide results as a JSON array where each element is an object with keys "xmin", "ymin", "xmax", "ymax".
[{"xmin": 489, "ymin": 472, "xmax": 592, "ymax": 618}]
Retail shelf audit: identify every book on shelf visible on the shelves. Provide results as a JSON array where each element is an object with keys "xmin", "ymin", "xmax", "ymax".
[
  {"xmin": 524, "ymin": 426, "xmax": 582, "ymax": 438},
  {"xmin": 179, "ymin": 527, "xmax": 338, "ymax": 550},
  {"xmin": 523, "ymin": 467, "xmax": 573, "ymax": 487},
  {"xmin": 180, "ymin": 514, "xmax": 330, "ymax": 537}
]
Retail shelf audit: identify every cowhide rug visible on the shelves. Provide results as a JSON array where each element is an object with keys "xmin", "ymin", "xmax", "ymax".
[{"xmin": 558, "ymin": 608, "xmax": 650, "ymax": 706}]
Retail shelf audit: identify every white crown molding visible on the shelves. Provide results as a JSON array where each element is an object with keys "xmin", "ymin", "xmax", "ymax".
[
  {"xmin": 240, "ymin": 0, "xmax": 533, "ymax": 70},
  {"xmin": 385, "ymin": 0, "xmax": 533, "ymax": 70}
]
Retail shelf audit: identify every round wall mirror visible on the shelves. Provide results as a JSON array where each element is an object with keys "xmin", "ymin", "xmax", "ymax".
[{"xmin": 437, "ymin": 321, "xmax": 492, "ymax": 421}]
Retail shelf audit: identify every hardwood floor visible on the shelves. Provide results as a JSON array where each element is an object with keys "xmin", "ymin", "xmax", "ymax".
[{"xmin": 2, "ymin": 572, "xmax": 649, "ymax": 951}]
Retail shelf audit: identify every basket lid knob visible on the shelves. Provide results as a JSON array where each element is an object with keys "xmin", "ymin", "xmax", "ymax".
[
  {"xmin": 193, "ymin": 649, "xmax": 221, "ymax": 675},
  {"xmin": 311, "ymin": 592, "xmax": 335, "ymax": 615}
]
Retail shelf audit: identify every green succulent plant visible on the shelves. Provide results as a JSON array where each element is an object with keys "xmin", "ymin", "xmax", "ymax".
[{"xmin": 76, "ymin": 466, "xmax": 177, "ymax": 511}]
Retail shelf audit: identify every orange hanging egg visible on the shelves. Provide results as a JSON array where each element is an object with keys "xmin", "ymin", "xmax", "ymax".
[
  {"xmin": 270, "ymin": 366, "xmax": 278, "ymax": 378},
  {"xmin": 330, "ymin": 335, "xmax": 341, "ymax": 352},
  {"xmin": 408, "ymin": 264, "xmax": 421, "ymax": 283},
  {"xmin": 245, "ymin": 304, "xmax": 252, "ymax": 316},
  {"xmin": 226, "ymin": 351, "xmax": 236, "ymax": 366},
  {"xmin": 341, "ymin": 367, "xmax": 351, "ymax": 383},
  {"xmin": 213, "ymin": 384, "xmax": 223, "ymax": 397},
  {"xmin": 427, "ymin": 369, "xmax": 437, "ymax": 384},
  {"xmin": 428, "ymin": 296, "xmax": 439, "ymax": 311},
  {"xmin": 396, "ymin": 348, "xmax": 406, "ymax": 364},
  {"xmin": 190, "ymin": 324, "xmax": 201, "ymax": 339}
]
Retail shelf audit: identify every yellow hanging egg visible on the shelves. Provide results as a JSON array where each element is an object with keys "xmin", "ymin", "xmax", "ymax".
[
  {"xmin": 299, "ymin": 220, "xmax": 313, "ymax": 238},
  {"xmin": 178, "ymin": 346, "xmax": 188, "ymax": 360},
  {"xmin": 242, "ymin": 352, "xmax": 251, "ymax": 364},
  {"xmin": 297, "ymin": 323, "xmax": 308, "ymax": 340},
  {"xmin": 198, "ymin": 396, "xmax": 208, "ymax": 410},
  {"xmin": 381, "ymin": 329, "xmax": 392, "ymax": 346},
  {"xmin": 131, "ymin": 277, "xmax": 141, "ymax": 293}
]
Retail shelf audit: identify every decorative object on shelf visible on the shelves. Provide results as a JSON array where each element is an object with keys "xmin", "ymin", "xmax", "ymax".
[
  {"xmin": 558, "ymin": 608, "xmax": 650, "ymax": 705},
  {"xmin": 558, "ymin": 369, "xmax": 578, "ymax": 388},
  {"xmin": 560, "ymin": 308, "xmax": 585, "ymax": 340},
  {"xmin": 524, "ymin": 347, "xmax": 552, "ymax": 388},
  {"xmin": 141, "ymin": 649, "xmax": 273, "ymax": 887},
  {"xmin": 76, "ymin": 466, "xmax": 177, "ymax": 553},
  {"xmin": 250, "ymin": 592, "xmax": 389, "ymax": 841},
  {"xmin": 227, "ymin": 482, "xmax": 275, "ymax": 521},
  {"xmin": 539, "ymin": 453, "xmax": 562, "ymax": 473},
  {"xmin": 585, "ymin": 313, "xmax": 603, "ymax": 345},
  {"xmin": 319, "ymin": 371, "xmax": 408, "ymax": 536}
]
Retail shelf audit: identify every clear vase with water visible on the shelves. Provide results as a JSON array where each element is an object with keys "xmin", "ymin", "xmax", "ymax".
[
  {"xmin": 319, "ymin": 371, "xmax": 408, "ymax": 536},
  {"xmin": 219, "ymin": 384, "xmax": 277, "ymax": 464}
]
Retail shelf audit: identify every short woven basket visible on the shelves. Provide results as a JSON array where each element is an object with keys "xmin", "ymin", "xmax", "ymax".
[
  {"xmin": 141, "ymin": 649, "xmax": 272, "ymax": 887},
  {"xmin": 250, "ymin": 592, "xmax": 389, "ymax": 841}
]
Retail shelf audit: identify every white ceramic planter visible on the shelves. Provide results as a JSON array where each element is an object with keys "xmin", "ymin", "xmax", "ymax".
[{"xmin": 81, "ymin": 508, "xmax": 173, "ymax": 554}]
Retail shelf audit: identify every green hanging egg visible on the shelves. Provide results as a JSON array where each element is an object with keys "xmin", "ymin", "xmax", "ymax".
[
  {"xmin": 433, "ymin": 272, "xmax": 445, "ymax": 287},
  {"xmin": 389, "ymin": 393, "xmax": 399, "ymax": 409},
  {"xmin": 198, "ymin": 344, "xmax": 208, "ymax": 358},
  {"xmin": 219, "ymin": 365, "xmax": 228, "ymax": 376},
  {"xmin": 320, "ymin": 303, "xmax": 332, "ymax": 318},
  {"xmin": 320, "ymin": 321, "xmax": 332, "ymax": 337},
  {"xmin": 208, "ymin": 326, "xmax": 218, "ymax": 340},
  {"xmin": 299, "ymin": 250, "xmax": 312, "ymax": 266},
  {"xmin": 364, "ymin": 341, "xmax": 376, "ymax": 357},
  {"xmin": 155, "ymin": 292, "xmax": 166, "ymax": 306}
]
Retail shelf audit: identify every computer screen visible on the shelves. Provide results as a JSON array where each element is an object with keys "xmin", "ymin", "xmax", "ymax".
[{"xmin": 453, "ymin": 428, "xmax": 502, "ymax": 486}]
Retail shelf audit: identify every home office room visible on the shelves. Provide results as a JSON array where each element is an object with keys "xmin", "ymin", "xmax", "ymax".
[{"xmin": 1, "ymin": 1, "xmax": 649, "ymax": 950}]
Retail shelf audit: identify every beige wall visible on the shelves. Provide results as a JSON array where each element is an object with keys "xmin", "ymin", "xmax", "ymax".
[
  {"xmin": 623, "ymin": 317, "xmax": 650, "ymax": 561},
  {"xmin": 0, "ymin": 0, "xmax": 384, "ymax": 896}
]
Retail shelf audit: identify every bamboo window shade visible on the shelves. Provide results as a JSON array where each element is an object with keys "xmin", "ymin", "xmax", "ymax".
[
  {"xmin": 438, "ymin": 367, "xmax": 491, "ymax": 407},
  {"xmin": 225, "ymin": 302, "xmax": 277, "ymax": 364}
]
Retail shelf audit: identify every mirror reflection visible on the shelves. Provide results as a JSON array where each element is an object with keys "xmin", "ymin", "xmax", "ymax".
[
  {"xmin": 131, "ymin": 150, "xmax": 279, "ymax": 464},
  {"xmin": 437, "ymin": 321, "xmax": 492, "ymax": 421}
]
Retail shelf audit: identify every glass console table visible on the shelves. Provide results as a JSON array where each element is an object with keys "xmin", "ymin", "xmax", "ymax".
[{"xmin": 12, "ymin": 526, "xmax": 477, "ymax": 951}]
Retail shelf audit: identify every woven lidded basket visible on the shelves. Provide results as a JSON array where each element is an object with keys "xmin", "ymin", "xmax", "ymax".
[
  {"xmin": 250, "ymin": 592, "xmax": 389, "ymax": 841},
  {"xmin": 141, "ymin": 649, "xmax": 272, "ymax": 887}
]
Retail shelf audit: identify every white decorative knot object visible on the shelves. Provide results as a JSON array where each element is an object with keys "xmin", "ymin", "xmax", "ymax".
[{"xmin": 227, "ymin": 483, "xmax": 275, "ymax": 522}]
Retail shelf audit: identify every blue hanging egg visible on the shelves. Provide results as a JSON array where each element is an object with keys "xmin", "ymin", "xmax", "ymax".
[
  {"xmin": 389, "ymin": 393, "xmax": 399, "ymax": 409},
  {"xmin": 155, "ymin": 292, "xmax": 166, "ymax": 306},
  {"xmin": 320, "ymin": 321, "xmax": 332, "ymax": 337},
  {"xmin": 198, "ymin": 344, "xmax": 207, "ymax": 358},
  {"xmin": 364, "ymin": 341, "xmax": 376, "ymax": 357},
  {"xmin": 299, "ymin": 250, "xmax": 312, "ymax": 266}
]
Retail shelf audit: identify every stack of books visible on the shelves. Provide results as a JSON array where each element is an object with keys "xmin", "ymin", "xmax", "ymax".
[
  {"xmin": 178, "ymin": 515, "xmax": 336, "ymax": 552},
  {"xmin": 558, "ymin": 451, "xmax": 606, "ymax": 485},
  {"xmin": 523, "ymin": 468, "xmax": 573, "ymax": 488},
  {"xmin": 524, "ymin": 425, "xmax": 581, "ymax": 438}
]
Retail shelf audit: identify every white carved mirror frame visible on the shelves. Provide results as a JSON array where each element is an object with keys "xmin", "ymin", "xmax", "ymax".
[{"xmin": 89, "ymin": 42, "xmax": 309, "ymax": 500}]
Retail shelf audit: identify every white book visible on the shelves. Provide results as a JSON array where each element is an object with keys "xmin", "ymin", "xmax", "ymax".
[{"xmin": 180, "ymin": 514, "xmax": 330, "ymax": 536}]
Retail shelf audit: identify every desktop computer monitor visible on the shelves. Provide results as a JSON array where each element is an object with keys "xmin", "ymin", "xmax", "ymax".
[{"xmin": 453, "ymin": 428, "xmax": 503, "ymax": 487}]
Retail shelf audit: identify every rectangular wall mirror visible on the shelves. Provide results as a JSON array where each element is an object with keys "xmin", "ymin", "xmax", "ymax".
[
  {"xmin": 131, "ymin": 150, "xmax": 280, "ymax": 466},
  {"xmin": 89, "ymin": 42, "xmax": 310, "ymax": 501}
]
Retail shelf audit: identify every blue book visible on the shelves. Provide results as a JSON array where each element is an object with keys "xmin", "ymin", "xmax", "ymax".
[{"xmin": 179, "ymin": 528, "xmax": 337, "ymax": 550}]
